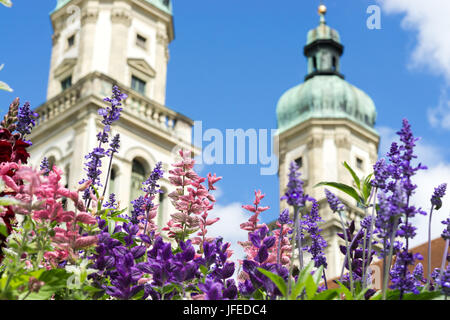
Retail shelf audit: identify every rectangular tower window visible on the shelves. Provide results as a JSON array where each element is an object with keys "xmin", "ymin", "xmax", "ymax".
[
  {"xmin": 61, "ymin": 75, "xmax": 72, "ymax": 91},
  {"xmin": 356, "ymin": 157, "xmax": 363, "ymax": 170},
  {"xmin": 131, "ymin": 75, "xmax": 146, "ymax": 95},
  {"xmin": 295, "ymin": 156, "xmax": 303, "ymax": 169},
  {"xmin": 67, "ymin": 35, "xmax": 75, "ymax": 48},
  {"xmin": 136, "ymin": 34, "xmax": 147, "ymax": 49}
]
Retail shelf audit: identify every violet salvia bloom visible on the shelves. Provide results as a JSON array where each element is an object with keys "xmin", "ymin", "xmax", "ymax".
[
  {"xmin": 431, "ymin": 183, "xmax": 447, "ymax": 210},
  {"xmin": 278, "ymin": 208, "xmax": 291, "ymax": 225},
  {"xmin": 440, "ymin": 265, "xmax": 450, "ymax": 296},
  {"xmin": 16, "ymin": 101, "xmax": 38, "ymax": 140},
  {"xmin": 100, "ymin": 85, "xmax": 127, "ymax": 136},
  {"xmin": 302, "ymin": 199, "xmax": 327, "ymax": 268},
  {"xmin": 389, "ymin": 251, "xmax": 423, "ymax": 294},
  {"xmin": 80, "ymin": 87, "xmax": 126, "ymax": 199},
  {"xmin": 413, "ymin": 263, "xmax": 425, "ymax": 285},
  {"xmin": 281, "ymin": 161, "xmax": 307, "ymax": 207},
  {"xmin": 442, "ymin": 218, "xmax": 450, "ymax": 240},
  {"xmin": 108, "ymin": 133, "xmax": 120, "ymax": 155},
  {"xmin": 80, "ymin": 146, "xmax": 107, "ymax": 192},
  {"xmin": 371, "ymin": 158, "xmax": 389, "ymax": 190},
  {"xmin": 325, "ymin": 188, "xmax": 344, "ymax": 213},
  {"xmin": 141, "ymin": 161, "xmax": 164, "ymax": 194},
  {"xmin": 145, "ymin": 237, "xmax": 202, "ymax": 297},
  {"xmin": 90, "ymin": 219, "xmax": 149, "ymax": 300},
  {"xmin": 103, "ymin": 193, "xmax": 118, "ymax": 209},
  {"xmin": 40, "ymin": 157, "xmax": 51, "ymax": 176}
]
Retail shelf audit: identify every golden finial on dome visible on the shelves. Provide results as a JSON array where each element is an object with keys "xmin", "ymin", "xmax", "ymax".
[{"xmin": 318, "ymin": 4, "xmax": 327, "ymax": 15}]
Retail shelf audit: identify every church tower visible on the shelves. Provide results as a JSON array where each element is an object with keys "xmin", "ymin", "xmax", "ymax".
[
  {"xmin": 28, "ymin": 0, "xmax": 195, "ymax": 228},
  {"xmin": 276, "ymin": 5, "xmax": 380, "ymax": 279}
]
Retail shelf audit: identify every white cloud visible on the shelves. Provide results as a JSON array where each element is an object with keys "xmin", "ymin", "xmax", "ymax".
[
  {"xmin": 377, "ymin": 0, "xmax": 450, "ymax": 130},
  {"xmin": 377, "ymin": 125, "xmax": 450, "ymax": 248},
  {"xmin": 378, "ymin": 0, "xmax": 450, "ymax": 82},
  {"xmin": 377, "ymin": 125, "xmax": 445, "ymax": 167},
  {"xmin": 411, "ymin": 163, "xmax": 450, "ymax": 247},
  {"xmin": 428, "ymin": 89, "xmax": 450, "ymax": 130},
  {"xmin": 207, "ymin": 202, "xmax": 252, "ymax": 264}
]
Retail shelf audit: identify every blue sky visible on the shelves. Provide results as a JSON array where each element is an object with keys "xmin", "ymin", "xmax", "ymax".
[{"xmin": 1, "ymin": 0, "xmax": 450, "ymax": 255}]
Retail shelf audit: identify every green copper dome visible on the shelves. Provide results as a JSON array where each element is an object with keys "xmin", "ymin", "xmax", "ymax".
[
  {"xmin": 53, "ymin": 0, "xmax": 172, "ymax": 15},
  {"xmin": 277, "ymin": 7, "xmax": 377, "ymax": 134}
]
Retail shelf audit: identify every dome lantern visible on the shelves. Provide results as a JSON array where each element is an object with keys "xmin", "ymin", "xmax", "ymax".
[{"xmin": 276, "ymin": 5, "xmax": 377, "ymax": 134}]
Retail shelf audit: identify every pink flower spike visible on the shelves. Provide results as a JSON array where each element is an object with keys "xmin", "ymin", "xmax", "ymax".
[
  {"xmin": 76, "ymin": 212, "xmax": 97, "ymax": 225},
  {"xmin": 74, "ymin": 236, "xmax": 98, "ymax": 249},
  {"xmin": 2, "ymin": 175, "xmax": 19, "ymax": 192}
]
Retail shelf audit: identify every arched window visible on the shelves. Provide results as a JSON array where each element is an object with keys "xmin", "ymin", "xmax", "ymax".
[
  {"xmin": 109, "ymin": 167, "xmax": 117, "ymax": 196},
  {"xmin": 313, "ymin": 56, "xmax": 318, "ymax": 72},
  {"xmin": 130, "ymin": 159, "xmax": 147, "ymax": 204},
  {"xmin": 332, "ymin": 56, "xmax": 337, "ymax": 71},
  {"xmin": 48, "ymin": 156, "xmax": 56, "ymax": 171},
  {"xmin": 158, "ymin": 189, "xmax": 167, "ymax": 228}
]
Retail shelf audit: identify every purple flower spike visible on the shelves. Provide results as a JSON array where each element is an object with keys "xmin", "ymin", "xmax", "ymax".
[
  {"xmin": 431, "ymin": 183, "xmax": 447, "ymax": 210},
  {"xmin": 325, "ymin": 188, "xmax": 345, "ymax": 213}
]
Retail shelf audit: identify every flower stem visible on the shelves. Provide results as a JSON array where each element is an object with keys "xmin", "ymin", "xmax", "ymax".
[
  {"xmin": 439, "ymin": 239, "xmax": 449, "ymax": 282},
  {"xmin": 427, "ymin": 207, "xmax": 434, "ymax": 286},
  {"xmin": 382, "ymin": 216, "xmax": 400, "ymax": 300},
  {"xmin": 338, "ymin": 211, "xmax": 354, "ymax": 295},
  {"xmin": 101, "ymin": 151, "xmax": 115, "ymax": 199},
  {"xmin": 362, "ymin": 188, "xmax": 378, "ymax": 289}
]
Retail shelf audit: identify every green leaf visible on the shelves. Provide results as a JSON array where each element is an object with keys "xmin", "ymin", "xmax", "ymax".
[
  {"xmin": 304, "ymin": 275, "xmax": 318, "ymax": 300},
  {"xmin": 311, "ymin": 289, "xmax": 339, "ymax": 300},
  {"xmin": 199, "ymin": 265, "xmax": 208, "ymax": 276},
  {"xmin": 0, "ymin": 224, "xmax": 8, "ymax": 237},
  {"xmin": 343, "ymin": 161, "xmax": 360, "ymax": 189},
  {"xmin": 386, "ymin": 290, "xmax": 445, "ymax": 300},
  {"xmin": 315, "ymin": 182, "xmax": 362, "ymax": 204},
  {"xmin": 257, "ymin": 268, "xmax": 287, "ymax": 298},
  {"xmin": 362, "ymin": 174, "xmax": 373, "ymax": 205},
  {"xmin": 290, "ymin": 262, "xmax": 314, "ymax": 299},
  {"xmin": 312, "ymin": 266, "xmax": 324, "ymax": 287},
  {"xmin": 335, "ymin": 280, "xmax": 354, "ymax": 300},
  {"xmin": 132, "ymin": 288, "xmax": 145, "ymax": 300}
]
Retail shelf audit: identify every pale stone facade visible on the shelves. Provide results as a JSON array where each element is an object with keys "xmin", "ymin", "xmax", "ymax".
[{"xmin": 28, "ymin": 0, "xmax": 195, "ymax": 229}]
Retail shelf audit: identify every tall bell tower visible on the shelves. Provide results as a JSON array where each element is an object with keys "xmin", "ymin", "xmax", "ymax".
[
  {"xmin": 28, "ymin": 0, "xmax": 195, "ymax": 228},
  {"xmin": 276, "ymin": 5, "xmax": 380, "ymax": 279}
]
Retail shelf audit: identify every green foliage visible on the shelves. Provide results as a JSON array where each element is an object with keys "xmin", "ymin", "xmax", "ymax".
[
  {"xmin": 315, "ymin": 161, "xmax": 374, "ymax": 207},
  {"xmin": 257, "ymin": 262, "xmax": 334, "ymax": 300}
]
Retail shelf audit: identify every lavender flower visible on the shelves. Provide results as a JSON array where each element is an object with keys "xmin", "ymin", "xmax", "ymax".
[
  {"xmin": 141, "ymin": 161, "xmax": 164, "ymax": 194},
  {"xmin": 442, "ymin": 218, "xmax": 450, "ymax": 240},
  {"xmin": 103, "ymin": 193, "xmax": 118, "ymax": 209},
  {"xmin": 278, "ymin": 208, "xmax": 290, "ymax": 225},
  {"xmin": 281, "ymin": 161, "xmax": 307, "ymax": 207},
  {"xmin": 431, "ymin": 183, "xmax": 447, "ymax": 210},
  {"xmin": 325, "ymin": 188, "xmax": 344, "ymax": 213},
  {"xmin": 302, "ymin": 199, "xmax": 327, "ymax": 269},
  {"xmin": 40, "ymin": 157, "xmax": 51, "ymax": 176},
  {"xmin": 371, "ymin": 158, "xmax": 389, "ymax": 190},
  {"xmin": 108, "ymin": 133, "xmax": 120, "ymax": 155},
  {"xmin": 16, "ymin": 101, "xmax": 38, "ymax": 141},
  {"xmin": 80, "ymin": 87, "xmax": 126, "ymax": 203},
  {"xmin": 440, "ymin": 265, "xmax": 450, "ymax": 296},
  {"xmin": 100, "ymin": 85, "xmax": 127, "ymax": 136},
  {"xmin": 413, "ymin": 263, "xmax": 424, "ymax": 283}
]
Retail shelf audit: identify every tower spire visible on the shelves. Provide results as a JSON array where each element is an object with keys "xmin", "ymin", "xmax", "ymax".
[{"xmin": 318, "ymin": 2, "xmax": 327, "ymax": 25}]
